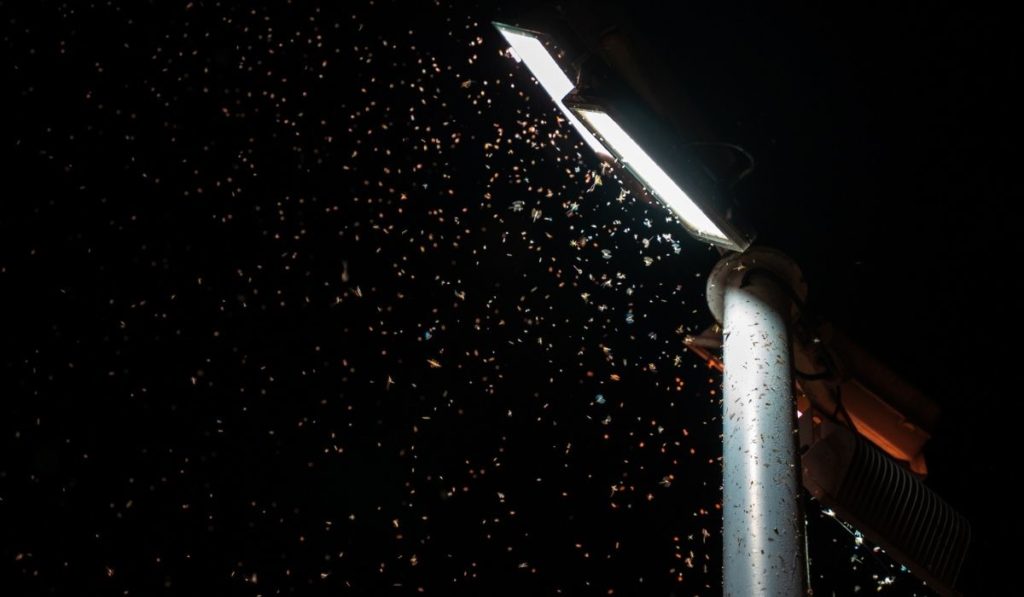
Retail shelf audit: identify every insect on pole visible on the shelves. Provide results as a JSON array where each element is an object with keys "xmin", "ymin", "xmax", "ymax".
[{"xmin": 707, "ymin": 247, "xmax": 807, "ymax": 597}]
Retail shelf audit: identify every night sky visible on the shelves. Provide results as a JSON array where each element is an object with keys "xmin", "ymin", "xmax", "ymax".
[{"xmin": 2, "ymin": 1, "xmax": 1019, "ymax": 595}]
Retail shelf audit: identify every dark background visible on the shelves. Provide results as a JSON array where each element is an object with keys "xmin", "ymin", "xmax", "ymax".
[{"xmin": 2, "ymin": 1, "xmax": 1018, "ymax": 595}]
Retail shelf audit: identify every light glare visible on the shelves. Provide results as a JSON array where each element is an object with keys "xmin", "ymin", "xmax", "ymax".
[
  {"xmin": 495, "ymin": 26, "xmax": 609, "ymax": 157},
  {"xmin": 576, "ymin": 109, "xmax": 733, "ymax": 247}
]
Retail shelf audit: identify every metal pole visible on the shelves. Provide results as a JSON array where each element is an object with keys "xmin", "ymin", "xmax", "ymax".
[{"xmin": 707, "ymin": 247, "xmax": 807, "ymax": 596}]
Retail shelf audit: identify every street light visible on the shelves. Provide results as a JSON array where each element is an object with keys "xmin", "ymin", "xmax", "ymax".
[
  {"xmin": 565, "ymin": 108, "xmax": 807, "ymax": 596},
  {"xmin": 494, "ymin": 17, "xmax": 804, "ymax": 594},
  {"xmin": 492, "ymin": 12, "xmax": 967, "ymax": 596}
]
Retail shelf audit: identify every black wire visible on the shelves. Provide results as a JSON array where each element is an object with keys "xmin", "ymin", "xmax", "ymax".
[
  {"xmin": 737, "ymin": 267, "xmax": 861, "ymax": 434},
  {"xmin": 795, "ymin": 367, "xmax": 832, "ymax": 381},
  {"xmin": 830, "ymin": 385, "xmax": 858, "ymax": 432},
  {"xmin": 685, "ymin": 141, "xmax": 756, "ymax": 188}
]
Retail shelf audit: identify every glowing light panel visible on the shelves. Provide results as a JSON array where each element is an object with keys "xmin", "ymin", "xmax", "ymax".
[
  {"xmin": 576, "ymin": 108, "xmax": 736, "ymax": 248},
  {"xmin": 495, "ymin": 24, "xmax": 609, "ymax": 157}
]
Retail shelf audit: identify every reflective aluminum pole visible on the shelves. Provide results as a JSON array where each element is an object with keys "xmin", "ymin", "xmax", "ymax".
[{"xmin": 707, "ymin": 247, "xmax": 807, "ymax": 596}]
